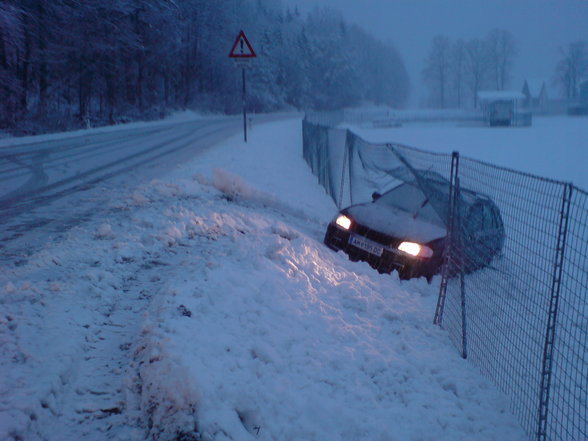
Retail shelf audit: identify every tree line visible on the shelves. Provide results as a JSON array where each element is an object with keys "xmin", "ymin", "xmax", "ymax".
[
  {"xmin": 0, "ymin": 0, "xmax": 409, "ymax": 134},
  {"xmin": 422, "ymin": 29, "xmax": 518, "ymax": 109},
  {"xmin": 555, "ymin": 40, "xmax": 588, "ymax": 100},
  {"xmin": 423, "ymin": 29, "xmax": 588, "ymax": 109}
]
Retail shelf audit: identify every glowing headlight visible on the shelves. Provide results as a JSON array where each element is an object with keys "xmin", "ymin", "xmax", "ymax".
[
  {"xmin": 398, "ymin": 241, "xmax": 433, "ymax": 258},
  {"xmin": 335, "ymin": 214, "xmax": 352, "ymax": 230}
]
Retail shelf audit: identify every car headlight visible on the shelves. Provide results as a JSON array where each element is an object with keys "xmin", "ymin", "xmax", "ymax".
[
  {"xmin": 335, "ymin": 214, "xmax": 352, "ymax": 230},
  {"xmin": 398, "ymin": 241, "xmax": 433, "ymax": 258}
]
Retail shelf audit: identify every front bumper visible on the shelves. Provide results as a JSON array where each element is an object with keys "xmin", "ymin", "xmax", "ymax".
[{"xmin": 324, "ymin": 223, "xmax": 441, "ymax": 279}]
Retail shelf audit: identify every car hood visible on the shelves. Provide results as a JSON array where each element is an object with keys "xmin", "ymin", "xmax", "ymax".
[{"xmin": 346, "ymin": 203, "xmax": 447, "ymax": 243}]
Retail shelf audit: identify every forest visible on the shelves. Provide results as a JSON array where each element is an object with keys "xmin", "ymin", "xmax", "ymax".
[{"xmin": 0, "ymin": 0, "xmax": 409, "ymax": 134}]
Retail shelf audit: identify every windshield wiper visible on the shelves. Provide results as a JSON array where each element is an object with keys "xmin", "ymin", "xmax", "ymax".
[{"xmin": 413, "ymin": 198, "xmax": 430, "ymax": 219}]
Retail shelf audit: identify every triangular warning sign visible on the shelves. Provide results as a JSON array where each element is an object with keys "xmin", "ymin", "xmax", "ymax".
[{"xmin": 229, "ymin": 30, "xmax": 257, "ymax": 58}]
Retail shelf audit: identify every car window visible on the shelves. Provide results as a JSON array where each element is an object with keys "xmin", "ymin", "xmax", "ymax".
[
  {"xmin": 482, "ymin": 203, "xmax": 495, "ymax": 229},
  {"xmin": 376, "ymin": 183, "xmax": 445, "ymax": 226},
  {"xmin": 468, "ymin": 203, "xmax": 485, "ymax": 231}
]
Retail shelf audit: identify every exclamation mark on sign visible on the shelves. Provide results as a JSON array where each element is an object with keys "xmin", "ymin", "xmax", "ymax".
[{"xmin": 240, "ymin": 39, "xmax": 244, "ymax": 54}]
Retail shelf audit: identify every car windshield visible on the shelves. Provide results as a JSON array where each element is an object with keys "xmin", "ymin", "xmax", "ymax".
[{"xmin": 375, "ymin": 183, "xmax": 445, "ymax": 227}]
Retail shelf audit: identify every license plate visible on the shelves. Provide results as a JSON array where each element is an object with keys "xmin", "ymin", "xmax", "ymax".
[{"xmin": 349, "ymin": 235, "xmax": 383, "ymax": 257}]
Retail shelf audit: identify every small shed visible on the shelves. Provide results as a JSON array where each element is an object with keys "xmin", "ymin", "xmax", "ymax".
[
  {"xmin": 522, "ymin": 79, "xmax": 549, "ymax": 113},
  {"xmin": 477, "ymin": 90, "xmax": 529, "ymax": 126}
]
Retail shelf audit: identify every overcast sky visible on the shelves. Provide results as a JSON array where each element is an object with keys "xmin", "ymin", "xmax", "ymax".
[{"xmin": 283, "ymin": 0, "xmax": 588, "ymax": 106}]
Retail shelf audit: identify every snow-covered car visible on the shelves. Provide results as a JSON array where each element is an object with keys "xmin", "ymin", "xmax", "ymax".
[{"xmin": 323, "ymin": 173, "xmax": 505, "ymax": 281}]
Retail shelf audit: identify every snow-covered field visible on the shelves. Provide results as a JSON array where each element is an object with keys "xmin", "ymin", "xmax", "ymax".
[
  {"xmin": 1, "ymin": 116, "xmax": 546, "ymax": 440},
  {"xmin": 350, "ymin": 116, "xmax": 588, "ymax": 190}
]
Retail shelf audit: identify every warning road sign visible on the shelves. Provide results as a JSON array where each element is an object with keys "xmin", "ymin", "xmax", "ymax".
[{"xmin": 229, "ymin": 30, "xmax": 256, "ymax": 58}]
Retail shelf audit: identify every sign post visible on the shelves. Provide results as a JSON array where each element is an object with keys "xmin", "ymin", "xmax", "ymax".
[{"xmin": 229, "ymin": 30, "xmax": 257, "ymax": 143}]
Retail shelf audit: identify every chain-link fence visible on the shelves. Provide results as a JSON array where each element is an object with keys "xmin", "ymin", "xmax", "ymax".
[{"xmin": 303, "ymin": 114, "xmax": 588, "ymax": 441}]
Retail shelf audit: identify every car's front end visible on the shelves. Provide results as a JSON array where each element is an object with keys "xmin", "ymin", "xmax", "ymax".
[{"xmin": 324, "ymin": 210, "xmax": 446, "ymax": 281}]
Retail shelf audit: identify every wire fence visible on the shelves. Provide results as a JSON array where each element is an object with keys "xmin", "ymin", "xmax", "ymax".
[{"xmin": 303, "ymin": 113, "xmax": 588, "ymax": 441}]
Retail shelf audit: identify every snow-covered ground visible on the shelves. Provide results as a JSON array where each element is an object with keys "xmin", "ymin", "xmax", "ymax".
[
  {"xmin": 1, "ymin": 116, "xmax": 540, "ymax": 440},
  {"xmin": 350, "ymin": 116, "xmax": 588, "ymax": 190}
]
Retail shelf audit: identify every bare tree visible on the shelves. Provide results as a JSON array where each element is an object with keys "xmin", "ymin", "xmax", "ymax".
[
  {"xmin": 555, "ymin": 41, "xmax": 588, "ymax": 99},
  {"xmin": 465, "ymin": 38, "xmax": 489, "ymax": 108},
  {"xmin": 486, "ymin": 29, "xmax": 518, "ymax": 90},
  {"xmin": 422, "ymin": 35, "xmax": 451, "ymax": 108},
  {"xmin": 451, "ymin": 38, "xmax": 467, "ymax": 108}
]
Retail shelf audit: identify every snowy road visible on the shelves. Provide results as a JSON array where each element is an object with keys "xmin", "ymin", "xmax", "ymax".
[
  {"xmin": 0, "ymin": 114, "xmax": 288, "ymax": 264},
  {"xmin": 1, "ymin": 117, "xmax": 236, "ymax": 207}
]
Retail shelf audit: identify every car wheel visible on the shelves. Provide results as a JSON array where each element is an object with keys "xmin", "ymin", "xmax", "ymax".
[
  {"xmin": 323, "ymin": 234, "xmax": 339, "ymax": 251},
  {"xmin": 377, "ymin": 264, "xmax": 391, "ymax": 274},
  {"xmin": 348, "ymin": 252, "xmax": 360, "ymax": 262},
  {"xmin": 398, "ymin": 267, "xmax": 413, "ymax": 280}
]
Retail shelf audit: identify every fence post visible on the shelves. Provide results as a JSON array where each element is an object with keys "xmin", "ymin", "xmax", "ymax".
[
  {"xmin": 454, "ymin": 176, "xmax": 467, "ymax": 359},
  {"xmin": 338, "ymin": 131, "xmax": 350, "ymax": 209},
  {"xmin": 434, "ymin": 151, "xmax": 460, "ymax": 325},
  {"xmin": 457, "ymin": 178, "xmax": 467, "ymax": 359},
  {"xmin": 537, "ymin": 183, "xmax": 573, "ymax": 441}
]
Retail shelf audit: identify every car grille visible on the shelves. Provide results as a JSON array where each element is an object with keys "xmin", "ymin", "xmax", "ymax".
[{"xmin": 351, "ymin": 224, "xmax": 401, "ymax": 248}]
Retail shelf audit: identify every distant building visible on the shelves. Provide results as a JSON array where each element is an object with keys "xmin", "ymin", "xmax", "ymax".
[
  {"xmin": 521, "ymin": 79, "xmax": 549, "ymax": 114},
  {"xmin": 477, "ymin": 90, "xmax": 530, "ymax": 126}
]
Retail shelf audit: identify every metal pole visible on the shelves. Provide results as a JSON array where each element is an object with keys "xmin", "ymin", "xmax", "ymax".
[
  {"xmin": 453, "ymin": 176, "xmax": 467, "ymax": 359},
  {"xmin": 537, "ymin": 182, "xmax": 572, "ymax": 441},
  {"xmin": 242, "ymin": 67, "xmax": 247, "ymax": 143},
  {"xmin": 434, "ymin": 151, "xmax": 460, "ymax": 325}
]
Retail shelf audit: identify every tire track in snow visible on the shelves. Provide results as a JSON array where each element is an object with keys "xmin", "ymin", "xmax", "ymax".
[{"xmin": 30, "ymin": 251, "xmax": 171, "ymax": 441}]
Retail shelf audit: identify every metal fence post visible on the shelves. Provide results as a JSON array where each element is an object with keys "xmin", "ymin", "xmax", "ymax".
[
  {"xmin": 457, "ymin": 189, "xmax": 468, "ymax": 360},
  {"xmin": 338, "ymin": 130, "xmax": 350, "ymax": 209},
  {"xmin": 537, "ymin": 183, "xmax": 573, "ymax": 441},
  {"xmin": 454, "ymin": 176, "xmax": 467, "ymax": 359},
  {"xmin": 434, "ymin": 151, "xmax": 460, "ymax": 325}
]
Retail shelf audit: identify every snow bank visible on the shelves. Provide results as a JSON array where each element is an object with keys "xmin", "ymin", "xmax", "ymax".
[
  {"xmin": 135, "ymin": 196, "xmax": 524, "ymax": 440},
  {"xmin": 0, "ymin": 118, "xmax": 526, "ymax": 441},
  {"xmin": 129, "ymin": 120, "xmax": 526, "ymax": 440}
]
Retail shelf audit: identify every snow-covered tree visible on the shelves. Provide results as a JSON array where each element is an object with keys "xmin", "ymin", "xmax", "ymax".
[
  {"xmin": 0, "ymin": 0, "xmax": 409, "ymax": 133},
  {"xmin": 0, "ymin": 2, "xmax": 24, "ymax": 125}
]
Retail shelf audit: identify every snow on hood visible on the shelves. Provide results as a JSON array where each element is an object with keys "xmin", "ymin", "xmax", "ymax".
[{"xmin": 346, "ymin": 202, "xmax": 446, "ymax": 243}]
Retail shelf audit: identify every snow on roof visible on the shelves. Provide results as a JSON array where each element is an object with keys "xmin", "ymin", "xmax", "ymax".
[{"xmin": 477, "ymin": 90, "xmax": 525, "ymax": 101}]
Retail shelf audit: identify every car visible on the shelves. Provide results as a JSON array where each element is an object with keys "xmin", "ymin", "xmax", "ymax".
[{"xmin": 323, "ymin": 171, "xmax": 505, "ymax": 281}]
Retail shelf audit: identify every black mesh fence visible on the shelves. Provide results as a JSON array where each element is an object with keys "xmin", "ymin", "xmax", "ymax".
[
  {"xmin": 435, "ymin": 157, "xmax": 566, "ymax": 438},
  {"xmin": 303, "ymin": 114, "xmax": 588, "ymax": 441},
  {"xmin": 303, "ymin": 116, "xmax": 453, "ymax": 209}
]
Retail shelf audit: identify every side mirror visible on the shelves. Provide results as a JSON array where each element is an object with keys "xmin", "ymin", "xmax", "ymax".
[{"xmin": 372, "ymin": 192, "xmax": 382, "ymax": 201}]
